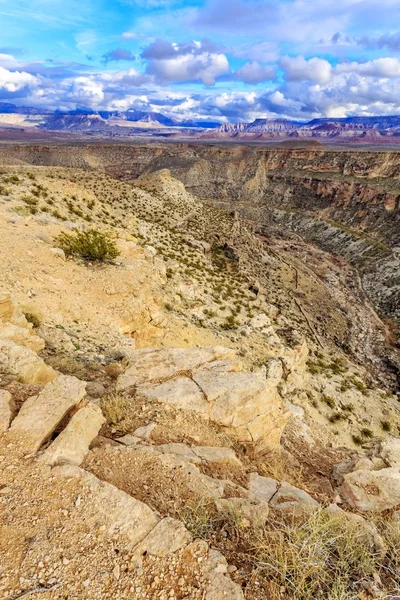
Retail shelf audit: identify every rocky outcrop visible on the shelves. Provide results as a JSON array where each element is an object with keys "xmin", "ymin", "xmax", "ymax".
[{"xmin": 118, "ymin": 347, "xmax": 290, "ymax": 448}]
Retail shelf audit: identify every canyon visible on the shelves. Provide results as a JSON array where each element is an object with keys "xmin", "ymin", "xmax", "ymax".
[{"xmin": 1, "ymin": 141, "xmax": 400, "ymax": 599}]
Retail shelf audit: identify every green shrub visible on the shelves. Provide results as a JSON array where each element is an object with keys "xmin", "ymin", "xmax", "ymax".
[{"xmin": 54, "ymin": 228, "xmax": 120, "ymax": 262}]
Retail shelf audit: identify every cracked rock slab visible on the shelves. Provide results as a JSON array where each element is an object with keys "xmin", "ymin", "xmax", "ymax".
[
  {"xmin": 39, "ymin": 403, "xmax": 105, "ymax": 466},
  {"xmin": 10, "ymin": 374, "xmax": 86, "ymax": 453},
  {"xmin": 249, "ymin": 473, "xmax": 278, "ymax": 503},
  {"xmin": 139, "ymin": 377, "xmax": 209, "ymax": 416},
  {"xmin": 54, "ymin": 464, "xmax": 159, "ymax": 546},
  {"xmin": 117, "ymin": 346, "xmax": 235, "ymax": 391}
]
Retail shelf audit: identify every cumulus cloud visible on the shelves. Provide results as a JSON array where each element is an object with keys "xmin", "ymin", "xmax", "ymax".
[
  {"xmin": 0, "ymin": 65, "xmax": 39, "ymax": 93},
  {"xmin": 234, "ymin": 62, "xmax": 275, "ymax": 84},
  {"xmin": 336, "ymin": 57, "xmax": 400, "ymax": 78},
  {"xmin": 141, "ymin": 39, "xmax": 230, "ymax": 85},
  {"xmin": 102, "ymin": 48, "xmax": 136, "ymax": 64},
  {"xmin": 69, "ymin": 77, "xmax": 104, "ymax": 105},
  {"xmin": 279, "ymin": 56, "xmax": 332, "ymax": 84}
]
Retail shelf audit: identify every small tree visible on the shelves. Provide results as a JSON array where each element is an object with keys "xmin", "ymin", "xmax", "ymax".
[{"xmin": 54, "ymin": 228, "xmax": 120, "ymax": 262}]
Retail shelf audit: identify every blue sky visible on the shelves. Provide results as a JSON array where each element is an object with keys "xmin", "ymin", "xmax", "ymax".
[{"xmin": 1, "ymin": 0, "xmax": 400, "ymax": 121}]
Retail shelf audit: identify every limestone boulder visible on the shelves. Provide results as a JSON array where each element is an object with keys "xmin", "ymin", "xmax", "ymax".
[
  {"xmin": 0, "ymin": 338, "xmax": 56, "ymax": 385},
  {"xmin": 193, "ymin": 368, "xmax": 289, "ymax": 448},
  {"xmin": 131, "ymin": 517, "xmax": 192, "ymax": 560},
  {"xmin": 39, "ymin": 403, "xmax": 105, "ymax": 466},
  {"xmin": 55, "ymin": 464, "xmax": 159, "ymax": 546},
  {"xmin": 340, "ymin": 467, "xmax": 400, "ymax": 512},
  {"xmin": 10, "ymin": 374, "xmax": 86, "ymax": 453}
]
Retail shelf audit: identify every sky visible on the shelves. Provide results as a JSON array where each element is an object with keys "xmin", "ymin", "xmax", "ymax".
[{"xmin": 1, "ymin": 0, "xmax": 400, "ymax": 122}]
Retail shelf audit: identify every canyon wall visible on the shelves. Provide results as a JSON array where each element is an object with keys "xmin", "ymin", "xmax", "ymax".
[{"xmin": 1, "ymin": 143, "xmax": 400, "ymax": 323}]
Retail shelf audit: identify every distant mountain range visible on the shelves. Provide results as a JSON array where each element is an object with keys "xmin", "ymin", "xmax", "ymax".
[
  {"xmin": 208, "ymin": 116, "xmax": 400, "ymax": 143},
  {"xmin": 0, "ymin": 102, "xmax": 221, "ymax": 132},
  {"xmin": 1, "ymin": 102, "xmax": 400, "ymax": 143}
]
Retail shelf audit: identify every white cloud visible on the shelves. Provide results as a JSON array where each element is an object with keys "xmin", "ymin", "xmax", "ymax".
[
  {"xmin": 279, "ymin": 55, "xmax": 332, "ymax": 84},
  {"xmin": 0, "ymin": 65, "xmax": 39, "ymax": 92},
  {"xmin": 234, "ymin": 62, "xmax": 275, "ymax": 84}
]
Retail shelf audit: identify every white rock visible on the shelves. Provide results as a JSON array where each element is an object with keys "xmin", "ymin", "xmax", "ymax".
[
  {"xmin": 51, "ymin": 247, "xmax": 66, "ymax": 260},
  {"xmin": 117, "ymin": 346, "xmax": 235, "ymax": 391},
  {"xmin": 270, "ymin": 481, "xmax": 319, "ymax": 512},
  {"xmin": 133, "ymin": 422, "xmax": 157, "ymax": 440},
  {"xmin": 131, "ymin": 517, "xmax": 192, "ymax": 559},
  {"xmin": 139, "ymin": 377, "xmax": 209, "ymax": 417},
  {"xmin": 116, "ymin": 434, "xmax": 142, "ymax": 446}
]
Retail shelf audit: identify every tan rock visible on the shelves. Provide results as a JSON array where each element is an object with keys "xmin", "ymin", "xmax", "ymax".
[
  {"xmin": 55, "ymin": 464, "xmax": 159, "ymax": 546},
  {"xmin": 0, "ymin": 389, "xmax": 14, "ymax": 432},
  {"xmin": 341, "ymin": 467, "xmax": 400, "ymax": 512},
  {"xmin": 204, "ymin": 573, "xmax": 244, "ymax": 600},
  {"xmin": 10, "ymin": 374, "xmax": 86, "ymax": 452},
  {"xmin": 139, "ymin": 377, "xmax": 209, "ymax": 416},
  {"xmin": 117, "ymin": 346, "xmax": 235, "ymax": 391},
  {"xmin": 0, "ymin": 338, "xmax": 56, "ymax": 384},
  {"xmin": 155, "ymin": 442, "xmax": 202, "ymax": 463},
  {"xmin": 0, "ymin": 295, "xmax": 29, "ymax": 329},
  {"xmin": 39, "ymin": 404, "xmax": 105, "ymax": 466},
  {"xmin": 0, "ymin": 322, "xmax": 45, "ymax": 352},
  {"xmin": 193, "ymin": 369, "xmax": 289, "ymax": 447},
  {"xmin": 132, "ymin": 517, "xmax": 192, "ymax": 560}
]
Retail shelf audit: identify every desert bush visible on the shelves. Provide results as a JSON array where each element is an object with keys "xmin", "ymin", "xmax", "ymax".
[
  {"xmin": 100, "ymin": 394, "xmax": 130, "ymax": 425},
  {"xmin": 54, "ymin": 228, "xmax": 120, "ymax": 261}
]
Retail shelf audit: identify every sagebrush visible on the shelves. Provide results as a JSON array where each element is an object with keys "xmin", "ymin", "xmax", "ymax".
[{"xmin": 54, "ymin": 228, "xmax": 119, "ymax": 261}]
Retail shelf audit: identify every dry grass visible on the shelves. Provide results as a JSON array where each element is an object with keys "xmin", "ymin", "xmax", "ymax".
[{"xmin": 100, "ymin": 393, "xmax": 131, "ymax": 426}]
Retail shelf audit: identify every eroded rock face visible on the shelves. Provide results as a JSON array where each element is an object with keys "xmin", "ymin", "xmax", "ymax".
[{"xmin": 0, "ymin": 295, "xmax": 44, "ymax": 352}]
